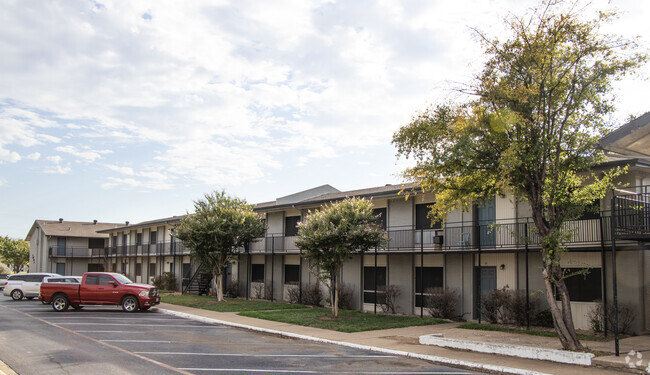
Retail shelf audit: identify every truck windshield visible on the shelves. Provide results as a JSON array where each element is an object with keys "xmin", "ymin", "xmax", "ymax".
[{"xmin": 114, "ymin": 274, "xmax": 133, "ymax": 285}]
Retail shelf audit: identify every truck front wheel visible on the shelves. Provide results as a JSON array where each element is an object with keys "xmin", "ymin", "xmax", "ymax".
[
  {"xmin": 52, "ymin": 295, "xmax": 70, "ymax": 312},
  {"xmin": 122, "ymin": 296, "xmax": 139, "ymax": 312}
]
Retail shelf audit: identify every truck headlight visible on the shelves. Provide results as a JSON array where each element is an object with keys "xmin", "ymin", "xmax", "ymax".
[{"xmin": 139, "ymin": 290, "xmax": 149, "ymax": 297}]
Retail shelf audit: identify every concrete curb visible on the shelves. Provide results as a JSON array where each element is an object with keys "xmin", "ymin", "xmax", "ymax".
[
  {"xmin": 157, "ymin": 308, "xmax": 551, "ymax": 375},
  {"xmin": 420, "ymin": 334, "xmax": 595, "ymax": 366}
]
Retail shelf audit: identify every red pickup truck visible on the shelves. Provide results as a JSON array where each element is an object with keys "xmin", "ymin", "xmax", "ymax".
[{"xmin": 39, "ymin": 272, "xmax": 160, "ymax": 312}]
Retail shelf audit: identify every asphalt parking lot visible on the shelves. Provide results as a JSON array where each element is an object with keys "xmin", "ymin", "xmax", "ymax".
[{"xmin": 0, "ymin": 298, "xmax": 478, "ymax": 374}]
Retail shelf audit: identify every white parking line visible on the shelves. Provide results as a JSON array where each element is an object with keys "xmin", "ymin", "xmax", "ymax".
[
  {"xmin": 179, "ymin": 370, "xmax": 475, "ymax": 374},
  {"xmin": 75, "ymin": 331, "xmax": 147, "ymax": 333},
  {"xmin": 137, "ymin": 352, "xmax": 396, "ymax": 358},
  {"xmin": 54, "ymin": 323, "xmax": 220, "ymax": 327},
  {"xmin": 136, "ymin": 352, "xmax": 397, "ymax": 359},
  {"xmin": 46, "ymin": 317, "xmax": 179, "ymax": 321},
  {"xmin": 102, "ymin": 340, "xmax": 176, "ymax": 343}
]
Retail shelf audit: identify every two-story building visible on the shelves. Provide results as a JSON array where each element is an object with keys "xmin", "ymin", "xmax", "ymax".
[{"xmin": 26, "ymin": 113, "xmax": 650, "ymax": 335}]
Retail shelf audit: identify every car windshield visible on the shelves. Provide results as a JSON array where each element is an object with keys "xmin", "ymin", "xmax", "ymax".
[{"xmin": 113, "ymin": 274, "xmax": 133, "ymax": 285}]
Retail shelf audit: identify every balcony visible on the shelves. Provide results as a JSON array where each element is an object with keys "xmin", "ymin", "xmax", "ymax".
[
  {"xmin": 48, "ymin": 240, "xmax": 191, "ymax": 259},
  {"xmin": 240, "ymin": 215, "xmax": 622, "ymax": 255}
]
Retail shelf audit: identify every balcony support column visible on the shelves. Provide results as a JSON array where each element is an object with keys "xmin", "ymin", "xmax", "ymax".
[
  {"xmin": 525, "ymin": 222, "xmax": 530, "ymax": 330},
  {"xmin": 374, "ymin": 246, "xmax": 377, "ymax": 315},
  {"xmin": 271, "ymin": 237, "xmax": 274, "ymax": 302},
  {"xmin": 610, "ymin": 192, "xmax": 620, "ymax": 356},
  {"xmin": 420, "ymin": 229, "xmax": 424, "ymax": 318},
  {"xmin": 599, "ymin": 216, "xmax": 608, "ymax": 337}
]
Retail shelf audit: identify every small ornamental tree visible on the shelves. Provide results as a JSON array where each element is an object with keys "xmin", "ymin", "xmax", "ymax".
[
  {"xmin": 296, "ymin": 197, "xmax": 387, "ymax": 317},
  {"xmin": 175, "ymin": 191, "xmax": 265, "ymax": 302},
  {"xmin": 392, "ymin": 1, "xmax": 645, "ymax": 350},
  {"xmin": 0, "ymin": 236, "xmax": 29, "ymax": 273}
]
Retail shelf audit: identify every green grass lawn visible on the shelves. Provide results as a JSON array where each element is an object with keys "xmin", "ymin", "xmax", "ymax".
[
  {"xmin": 458, "ymin": 322, "xmax": 606, "ymax": 341},
  {"xmin": 239, "ymin": 307, "xmax": 447, "ymax": 333},
  {"xmin": 161, "ymin": 294, "xmax": 308, "ymax": 312}
]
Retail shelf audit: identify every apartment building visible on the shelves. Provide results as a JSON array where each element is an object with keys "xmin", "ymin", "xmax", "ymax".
[
  {"xmin": 26, "ymin": 219, "xmax": 122, "ymax": 275},
  {"xmin": 27, "ymin": 113, "xmax": 650, "ymax": 334}
]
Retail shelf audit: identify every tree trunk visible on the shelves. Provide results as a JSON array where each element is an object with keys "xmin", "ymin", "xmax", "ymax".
[
  {"xmin": 531, "ymin": 206, "xmax": 584, "ymax": 351},
  {"xmin": 542, "ymin": 254, "xmax": 584, "ymax": 351},
  {"xmin": 215, "ymin": 269, "xmax": 224, "ymax": 302}
]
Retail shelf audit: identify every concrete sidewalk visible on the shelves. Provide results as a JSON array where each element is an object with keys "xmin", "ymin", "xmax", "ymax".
[{"xmin": 156, "ymin": 302, "xmax": 650, "ymax": 375}]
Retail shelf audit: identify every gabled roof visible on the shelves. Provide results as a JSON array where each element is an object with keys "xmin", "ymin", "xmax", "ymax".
[
  {"xmin": 254, "ymin": 183, "xmax": 418, "ymax": 212},
  {"xmin": 599, "ymin": 112, "xmax": 650, "ymax": 157},
  {"xmin": 26, "ymin": 220, "xmax": 123, "ymax": 241},
  {"xmin": 96, "ymin": 215, "xmax": 185, "ymax": 234}
]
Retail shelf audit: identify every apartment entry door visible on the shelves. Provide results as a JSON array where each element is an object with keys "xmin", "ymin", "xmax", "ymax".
[
  {"xmin": 474, "ymin": 266, "xmax": 497, "ymax": 319},
  {"xmin": 57, "ymin": 237, "xmax": 66, "ymax": 256},
  {"xmin": 477, "ymin": 198, "xmax": 496, "ymax": 248}
]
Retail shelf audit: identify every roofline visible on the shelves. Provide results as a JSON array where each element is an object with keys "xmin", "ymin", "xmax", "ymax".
[
  {"xmin": 96, "ymin": 216, "xmax": 185, "ymax": 233},
  {"xmin": 254, "ymin": 184, "xmax": 421, "ymax": 213}
]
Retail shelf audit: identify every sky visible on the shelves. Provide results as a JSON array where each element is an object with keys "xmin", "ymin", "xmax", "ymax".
[{"xmin": 1, "ymin": 0, "xmax": 648, "ymax": 239}]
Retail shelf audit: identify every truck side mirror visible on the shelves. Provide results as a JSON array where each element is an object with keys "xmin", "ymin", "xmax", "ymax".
[{"xmin": 108, "ymin": 281, "xmax": 117, "ymax": 287}]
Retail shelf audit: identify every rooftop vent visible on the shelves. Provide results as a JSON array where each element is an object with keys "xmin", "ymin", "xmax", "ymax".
[
  {"xmin": 59, "ymin": 218, "xmax": 64, "ymax": 223},
  {"xmin": 93, "ymin": 220, "xmax": 98, "ymax": 225},
  {"xmin": 125, "ymin": 221, "xmax": 130, "ymax": 226}
]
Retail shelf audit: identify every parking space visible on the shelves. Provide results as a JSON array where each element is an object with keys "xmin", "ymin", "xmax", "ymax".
[{"xmin": 0, "ymin": 299, "xmax": 478, "ymax": 374}]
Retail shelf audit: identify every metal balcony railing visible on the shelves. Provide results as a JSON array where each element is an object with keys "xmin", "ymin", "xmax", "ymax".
[
  {"xmin": 48, "ymin": 239, "xmax": 191, "ymax": 259},
  {"xmin": 239, "ymin": 214, "xmax": 620, "ymax": 254}
]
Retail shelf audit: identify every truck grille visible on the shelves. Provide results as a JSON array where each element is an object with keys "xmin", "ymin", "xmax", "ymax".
[{"xmin": 149, "ymin": 288, "xmax": 159, "ymax": 297}]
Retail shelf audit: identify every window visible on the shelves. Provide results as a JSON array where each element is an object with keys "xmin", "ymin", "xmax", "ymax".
[
  {"xmin": 149, "ymin": 263, "xmax": 156, "ymax": 277},
  {"xmin": 26, "ymin": 275, "xmax": 46, "ymax": 282},
  {"xmin": 135, "ymin": 263, "xmax": 142, "ymax": 277},
  {"xmin": 88, "ymin": 238, "xmax": 104, "ymax": 248},
  {"xmin": 285, "ymin": 216, "xmax": 300, "ymax": 237},
  {"xmin": 363, "ymin": 266, "xmax": 386, "ymax": 303},
  {"xmin": 85, "ymin": 275, "xmax": 99, "ymax": 285},
  {"xmin": 415, "ymin": 267, "xmax": 444, "ymax": 307},
  {"xmin": 373, "ymin": 208, "xmax": 387, "ymax": 230},
  {"xmin": 87, "ymin": 264, "xmax": 104, "ymax": 272},
  {"xmin": 251, "ymin": 264, "xmax": 265, "ymax": 282},
  {"xmin": 284, "ymin": 264, "xmax": 299, "ymax": 284},
  {"xmin": 150, "ymin": 231, "xmax": 157, "ymax": 244},
  {"xmin": 55, "ymin": 262, "xmax": 65, "ymax": 275},
  {"xmin": 136, "ymin": 233, "xmax": 142, "ymax": 245},
  {"xmin": 416, "ymin": 204, "xmax": 441, "ymax": 230},
  {"xmin": 558, "ymin": 268, "xmax": 602, "ymax": 302}
]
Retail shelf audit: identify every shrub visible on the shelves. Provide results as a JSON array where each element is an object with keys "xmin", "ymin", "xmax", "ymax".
[
  {"xmin": 287, "ymin": 284, "xmax": 323, "ymax": 307},
  {"xmin": 505, "ymin": 290, "xmax": 541, "ymax": 326},
  {"xmin": 252, "ymin": 283, "xmax": 265, "ymax": 299},
  {"xmin": 264, "ymin": 284, "xmax": 273, "ymax": 300},
  {"xmin": 337, "ymin": 283, "xmax": 355, "ymax": 310},
  {"xmin": 302, "ymin": 284, "xmax": 324, "ymax": 307},
  {"xmin": 588, "ymin": 302, "xmax": 637, "ymax": 335},
  {"xmin": 378, "ymin": 285, "xmax": 400, "ymax": 314},
  {"xmin": 481, "ymin": 287, "xmax": 510, "ymax": 324},
  {"xmin": 535, "ymin": 310, "xmax": 555, "ymax": 328},
  {"xmin": 152, "ymin": 272, "xmax": 177, "ymax": 291},
  {"xmin": 425, "ymin": 288, "xmax": 459, "ymax": 319},
  {"xmin": 225, "ymin": 280, "xmax": 240, "ymax": 298}
]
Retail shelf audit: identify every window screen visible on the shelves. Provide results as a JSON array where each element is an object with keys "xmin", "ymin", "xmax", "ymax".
[
  {"xmin": 558, "ymin": 268, "xmax": 602, "ymax": 302},
  {"xmin": 284, "ymin": 265, "xmax": 299, "ymax": 284},
  {"xmin": 285, "ymin": 216, "xmax": 300, "ymax": 237},
  {"xmin": 251, "ymin": 264, "xmax": 265, "ymax": 282}
]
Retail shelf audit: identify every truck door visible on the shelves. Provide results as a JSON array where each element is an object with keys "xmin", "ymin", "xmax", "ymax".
[{"xmin": 82, "ymin": 274, "xmax": 119, "ymax": 303}]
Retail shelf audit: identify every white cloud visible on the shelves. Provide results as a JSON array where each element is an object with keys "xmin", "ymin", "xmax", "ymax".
[
  {"xmin": 0, "ymin": 0, "xmax": 646, "ymax": 192},
  {"xmin": 55, "ymin": 145, "xmax": 111, "ymax": 163},
  {"xmin": 26, "ymin": 152, "xmax": 41, "ymax": 160},
  {"xmin": 44, "ymin": 155, "xmax": 70, "ymax": 174},
  {"xmin": 106, "ymin": 164, "xmax": 135, "ymax": 176}
]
